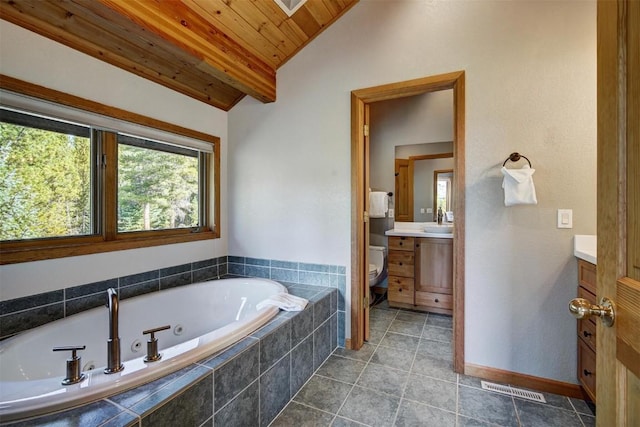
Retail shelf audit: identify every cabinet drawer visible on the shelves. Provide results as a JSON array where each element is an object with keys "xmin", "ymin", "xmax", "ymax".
[
  {"xmin": 388, "ymin": 276, "xmax": 414, "ymax": 305},
  {"xmin": 415, "ymin": 291, "xmax": 452, "ymax": 310},
  {"xmin": 578, "ymin": 317, "xmax": 597, "ymax": 351},
  {"xmin": 578, "ymin": 339, "xmax": 596, "ymax": 401},
  {"xmin": 578, "ymin": 260, "xmax": 596, "ymax": 294},
  {"xmin": 388, "ymin": 251, "xmax": 415, "ymax": 277},
  {"xmin": 388, "ymin": 236, "xmax": 415, "ymax": 251}
]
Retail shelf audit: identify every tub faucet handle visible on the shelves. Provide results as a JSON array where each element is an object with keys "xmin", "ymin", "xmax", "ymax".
[
  {"xmin": 53, "ymin": 345, "xmax": 86, "ymax": 386},
  {"xmin": 143, "ymin": 325, "xmax": 170, "ymax": 363}
]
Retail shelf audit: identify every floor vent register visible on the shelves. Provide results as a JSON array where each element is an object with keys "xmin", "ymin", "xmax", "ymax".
[{"xmin": 480, "ymin": 381, "xmax": 547, "ymax": 403}]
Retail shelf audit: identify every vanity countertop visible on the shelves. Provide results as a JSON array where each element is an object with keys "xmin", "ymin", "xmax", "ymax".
[
  {"xmin": 574, "ymin": 235, "xmax": 597, "ymax": 265},
  {"xmin": 385, "ymin": 222, "xmax": 453, "ymax": 239}
]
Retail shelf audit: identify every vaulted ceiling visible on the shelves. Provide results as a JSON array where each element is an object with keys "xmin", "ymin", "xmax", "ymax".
[{"xmin": 0, "ymin": 0, "xmax": 358, "ymax": 110}]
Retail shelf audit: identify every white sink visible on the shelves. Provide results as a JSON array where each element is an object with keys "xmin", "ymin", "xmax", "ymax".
[{"xmin": 423, "ymin": 223, "xmax": 454, "ymax": 234}]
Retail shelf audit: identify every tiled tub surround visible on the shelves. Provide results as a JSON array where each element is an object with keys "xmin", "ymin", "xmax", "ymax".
[
  {"xmin": 1, "ymin": 284, "xmax": 339, "ymax": 426},
  {"xmin": 0, "ymin": 256, "xmax": 347, "ymax": 345}
]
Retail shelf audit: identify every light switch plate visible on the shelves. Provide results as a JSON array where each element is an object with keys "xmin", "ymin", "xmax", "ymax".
[
  {"xmin": 388, "ymin": 208, "xmax": 394, "ymax": 218},
  {"xmin": 557, "ymin": 209, "xmax": 573, "ymax": 228}
]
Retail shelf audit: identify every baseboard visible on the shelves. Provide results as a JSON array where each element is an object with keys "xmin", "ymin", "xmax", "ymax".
[
  {"xmin": 464, "ymin": 363, "xmax": 586, "ymax": 399},
  {"xmin": 345, "ymin": 338, "xmax": 352, "ymax": 350}
]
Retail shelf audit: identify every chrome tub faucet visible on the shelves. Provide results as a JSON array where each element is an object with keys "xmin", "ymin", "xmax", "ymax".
[{"xmin": 104, "ymin": 288, "xmax": 124, "ymax": 374}]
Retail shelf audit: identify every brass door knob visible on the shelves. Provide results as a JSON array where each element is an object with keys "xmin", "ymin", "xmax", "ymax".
[{"xmin": 569, "ymin": 297, "xmax": 615, "ymax": 327}]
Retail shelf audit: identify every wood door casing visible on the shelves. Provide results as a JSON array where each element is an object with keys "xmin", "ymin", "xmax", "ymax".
[{"xmin": 351, "ymin": 71, "xmax": 465, "ymax": 375}]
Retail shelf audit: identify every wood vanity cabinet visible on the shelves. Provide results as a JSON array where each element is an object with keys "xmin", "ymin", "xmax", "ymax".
[
  {"xmin": 388, "ymin": 236, "xmax": 415, "ymax": 305},
  {"xmin": 576, "ymin": 259, "xmax": 597, "ymax": 402},
  {"xmin": 387, "ymin": 236, "xmax": 453, "ymax": 314}
]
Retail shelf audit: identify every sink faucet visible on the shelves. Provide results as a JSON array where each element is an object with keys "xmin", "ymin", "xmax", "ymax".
[{"xmin": 104, "ymin": 288, "xmax": 124, "ymax": 374}]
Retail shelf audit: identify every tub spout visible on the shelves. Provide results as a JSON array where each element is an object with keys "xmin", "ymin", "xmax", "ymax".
[{"xmin": 104, "ymin": 288, "xmax": 124, "ymax": 374}]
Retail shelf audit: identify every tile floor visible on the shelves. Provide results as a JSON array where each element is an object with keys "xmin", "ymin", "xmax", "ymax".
[{"xmin": 270, "ymin": 300, "xmax": 596, "ymax": 427}]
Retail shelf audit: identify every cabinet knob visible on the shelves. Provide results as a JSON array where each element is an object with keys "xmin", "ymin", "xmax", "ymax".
[
  {"xmin": 398, "ymin": 288, "xmax": 402, "ymax": 292},
  {"xmin": 435, "ymin": 298, "xmax": 439, "ymax": 303},
  {"xmin": 399, "ymin": 242, "xmax": 403, "ymax": 246},
  {"xmin": 582, "ymin": 330, "xmax": 592, "ymax": 338},
  {"xmin": 583, "ymin": 369, "xmax": 593, "ymax": 377},
  {"xmin": 416, "ymin": 244, "xmax": 420, "ymax": 248},
  {"xmin": 399, "ymin": 262, "xmax": 403, "ymax": 266}
]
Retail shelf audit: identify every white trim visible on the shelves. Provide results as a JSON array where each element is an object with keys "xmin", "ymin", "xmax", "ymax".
[{"xmin": 0, "ymin": 90, "xmax": 213, "ymax": 153}]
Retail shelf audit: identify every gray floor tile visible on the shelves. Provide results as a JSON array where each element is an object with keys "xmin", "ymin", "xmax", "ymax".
[
  {"xmin": 417, "ymin": 339, "xmax": 453, "ymax": 361},
  {"xmin": 426, "ymin": 313, "xmax": 453, "ymax": 329},
  {"xmin": 338, "ymin": 386, "xmax": 400, "ymax": 427},
  {"xmin": 293, "ymin": 375, "xmax": 352, "ymax": 414},
  {"xmin": 388, "ymin": 319, "xmax": 424, "ymax": 337},
  {"xmin": 369, "ymin": 311, "xmax": 396, "ymax": 332},
  {"xmin": 515, "ymin": 399, "xmax": 583, "ymax": 427},
  {"xmin": 404, "ymin": 375, "xmax": 457, "ymax": 412},
  {"xmin": 394, "ymin": 399, "xmax": 456, "ymax": 427},
  {"xmin": 366, "ymin": 328, "xmax": 386, "ymax": 345},
  {"xmin": 395, "ymin": 311, "xmax": 427, "ymax": 325},
  {"xmin": 370, "ymin": 345, "xmax": 415, "ymax": 371},
  {"xmin": 356, "ymin": 364, "xmax": 409, "ymax": 397},
  {"xmin": 270, "ymin": 402, "xmax": 334, "ymax": 427},
  {"xmin": 458, "ymin": 386, "xmax": 519, "ymax": 427},
  {"xmin": 333, "ymin": 343, "xmax": 376, "ymax": 362},
  {"xmin": 570, "ymin": 397, "xmax": 596, "ymax": 416},
  {"xmin": 331, "ymin": 416, "xmax": 370, "ymax": 426},
  {"xmin": 317, "ymin": 355, "xmax": 367, "ymax": 384},
  {"xmin": 380, "ymin": 332, "xmax": 420, "ymax": 353},
  {"xmin": 371, "ymin": 300, "xmax": 396, "ymax": 311},
  {"xmin": 411, "ymin": 353, "xmax": 457, "ymax": 382},
  {"xmin": 579, "ymin": 413, "xmax": 596, "ymax": 427},
  {"xmin": 421, "ymin": 325, "xmax": 453, "ymax": 343},
  {"xmin": 457, "ymin": 415, "xmax": 500, "ymax": 426},
  {"xmin": 458, "ymin": 374, "xmax": 485, "ymax": 389}
]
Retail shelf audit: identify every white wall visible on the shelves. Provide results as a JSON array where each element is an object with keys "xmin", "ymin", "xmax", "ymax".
[
  {"xmin": 0, "ymin": 21, "xmax": 229, "ymax": 300},
  {"xmin": 228, "ymin": 0, "xmax": 596, "ymax": 383}
]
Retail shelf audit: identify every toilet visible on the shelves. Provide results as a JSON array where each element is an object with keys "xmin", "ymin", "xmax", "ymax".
[{"xmin": 368, "ymin": 245, "xmax": 387, "ymax": 287}]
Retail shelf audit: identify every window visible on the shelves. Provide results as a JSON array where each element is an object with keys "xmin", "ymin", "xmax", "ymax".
[{"xmin": 0, "ymin": 78, "xmax": 220, "ymax": 264}]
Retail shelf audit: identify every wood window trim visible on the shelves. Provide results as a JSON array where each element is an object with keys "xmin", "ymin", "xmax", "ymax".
[{"xmin": 0, "ymin": 75, "xmax": 221, "ymax": 265}]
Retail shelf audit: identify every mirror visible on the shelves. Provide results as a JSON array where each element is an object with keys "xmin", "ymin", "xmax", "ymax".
[
  {"xmin": 394, "ymin": 143, "xmax": 454, "ymax": 222},
  {"xmin": 434, "ymin": 169, "xmax": 453, "ymax": 217}
]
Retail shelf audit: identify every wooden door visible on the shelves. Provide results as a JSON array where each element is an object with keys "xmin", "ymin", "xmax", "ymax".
[
  {"xmin": 394, "ymin": 158, "xmax": 413, "ymax": 222},
  {"xmin": 597, "ymin": 0, "xmax": 640, "ymax": 424}
]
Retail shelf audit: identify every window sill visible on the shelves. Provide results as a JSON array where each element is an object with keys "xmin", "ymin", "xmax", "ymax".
[{"xmin": 0, "ymin": 231, "xmax": 219, "ymax": 265}]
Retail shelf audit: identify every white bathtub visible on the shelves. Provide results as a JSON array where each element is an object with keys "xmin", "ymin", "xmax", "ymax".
[{"xmin": 0, "ymin": 278, "xmax": 286, "ymax": 421}]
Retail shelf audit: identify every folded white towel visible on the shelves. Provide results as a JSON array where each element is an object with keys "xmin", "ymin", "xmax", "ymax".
[
  {"xmin": 256, "ymin": 292, "xmax": 308, "ymax": 311},
  {"xmin": 369, "ymin": 191, "xmax": 389, "ymax": 218},
  {"xmin": 501, "ymin": 165, "xmax": 538, "ymax": 206}
]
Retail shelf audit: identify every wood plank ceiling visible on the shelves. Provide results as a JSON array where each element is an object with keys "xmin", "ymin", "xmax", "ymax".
[{"xmin": 0, "ymin": 0, "xmax": 358, "ymax": 110}]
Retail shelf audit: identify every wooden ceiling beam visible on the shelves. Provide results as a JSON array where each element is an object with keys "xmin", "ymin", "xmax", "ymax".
[{"xmin": 98, "ymin": 0, "xmax": 276, "ymax": 104}]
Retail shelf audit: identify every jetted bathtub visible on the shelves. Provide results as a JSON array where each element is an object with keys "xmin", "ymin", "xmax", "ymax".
[{"xmin": 0, "ymin": 278, "xmax": 286, "ymax": 421}]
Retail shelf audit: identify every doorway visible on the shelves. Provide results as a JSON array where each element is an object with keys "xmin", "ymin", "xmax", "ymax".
[{"xmin": 350, "ymin": 71, "xmax": 466, "ymax": 373}]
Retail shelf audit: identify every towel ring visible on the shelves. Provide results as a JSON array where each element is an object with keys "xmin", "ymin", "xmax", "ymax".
[{"xmin": 503, "ymin": 152, "xmax": 532, "ymax": 168}]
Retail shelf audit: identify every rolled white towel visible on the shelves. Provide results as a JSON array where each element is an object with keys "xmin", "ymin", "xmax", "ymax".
[{"xmin": 256, "ymin": 292, "xmax": 308, "ymax": 311}]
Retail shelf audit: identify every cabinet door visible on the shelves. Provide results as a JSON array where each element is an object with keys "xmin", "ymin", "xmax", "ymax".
[{"xmin": 415, "ymin": 238, "xmax": 453, "ymax": 294}]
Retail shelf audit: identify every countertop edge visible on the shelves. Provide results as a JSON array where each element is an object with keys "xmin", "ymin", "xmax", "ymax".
[
  {"xmin": 574, "ymin": 250, "xmax": 597, "ymax": 265},
  {"xmin": 385, "ymin": 230, "xmax": 453, "ymax": 239}
]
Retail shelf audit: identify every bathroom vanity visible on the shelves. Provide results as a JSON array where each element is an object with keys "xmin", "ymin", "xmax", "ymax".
[
  {"xmin": 386, "ymin": 222, "xmax": 453, "ymax": 314},
  {"xmin": 574, "ymin": 235, "xmax": 597, "ymax": 402}
]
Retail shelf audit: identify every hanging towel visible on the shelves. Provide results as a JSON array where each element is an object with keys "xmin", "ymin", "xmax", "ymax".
[
  {"xmin": 501, "ymin": 164, "xmax": 538, "ymax": 206},
  {"xmin": 369, "ymin": 191, "xmax": 389, "ymax": 218},
  {"xmin": 256, "ymin": 292, "xmax": 308, "ymax": 311}
]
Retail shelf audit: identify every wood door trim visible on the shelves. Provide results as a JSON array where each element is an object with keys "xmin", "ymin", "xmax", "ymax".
[
  {"xmin": 350, "ymin": 71, "xmax": 466, "ymax": 375},
  {"xmin": 409, "ymin": 152, "xmax": 453, "ymax": 161}
]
